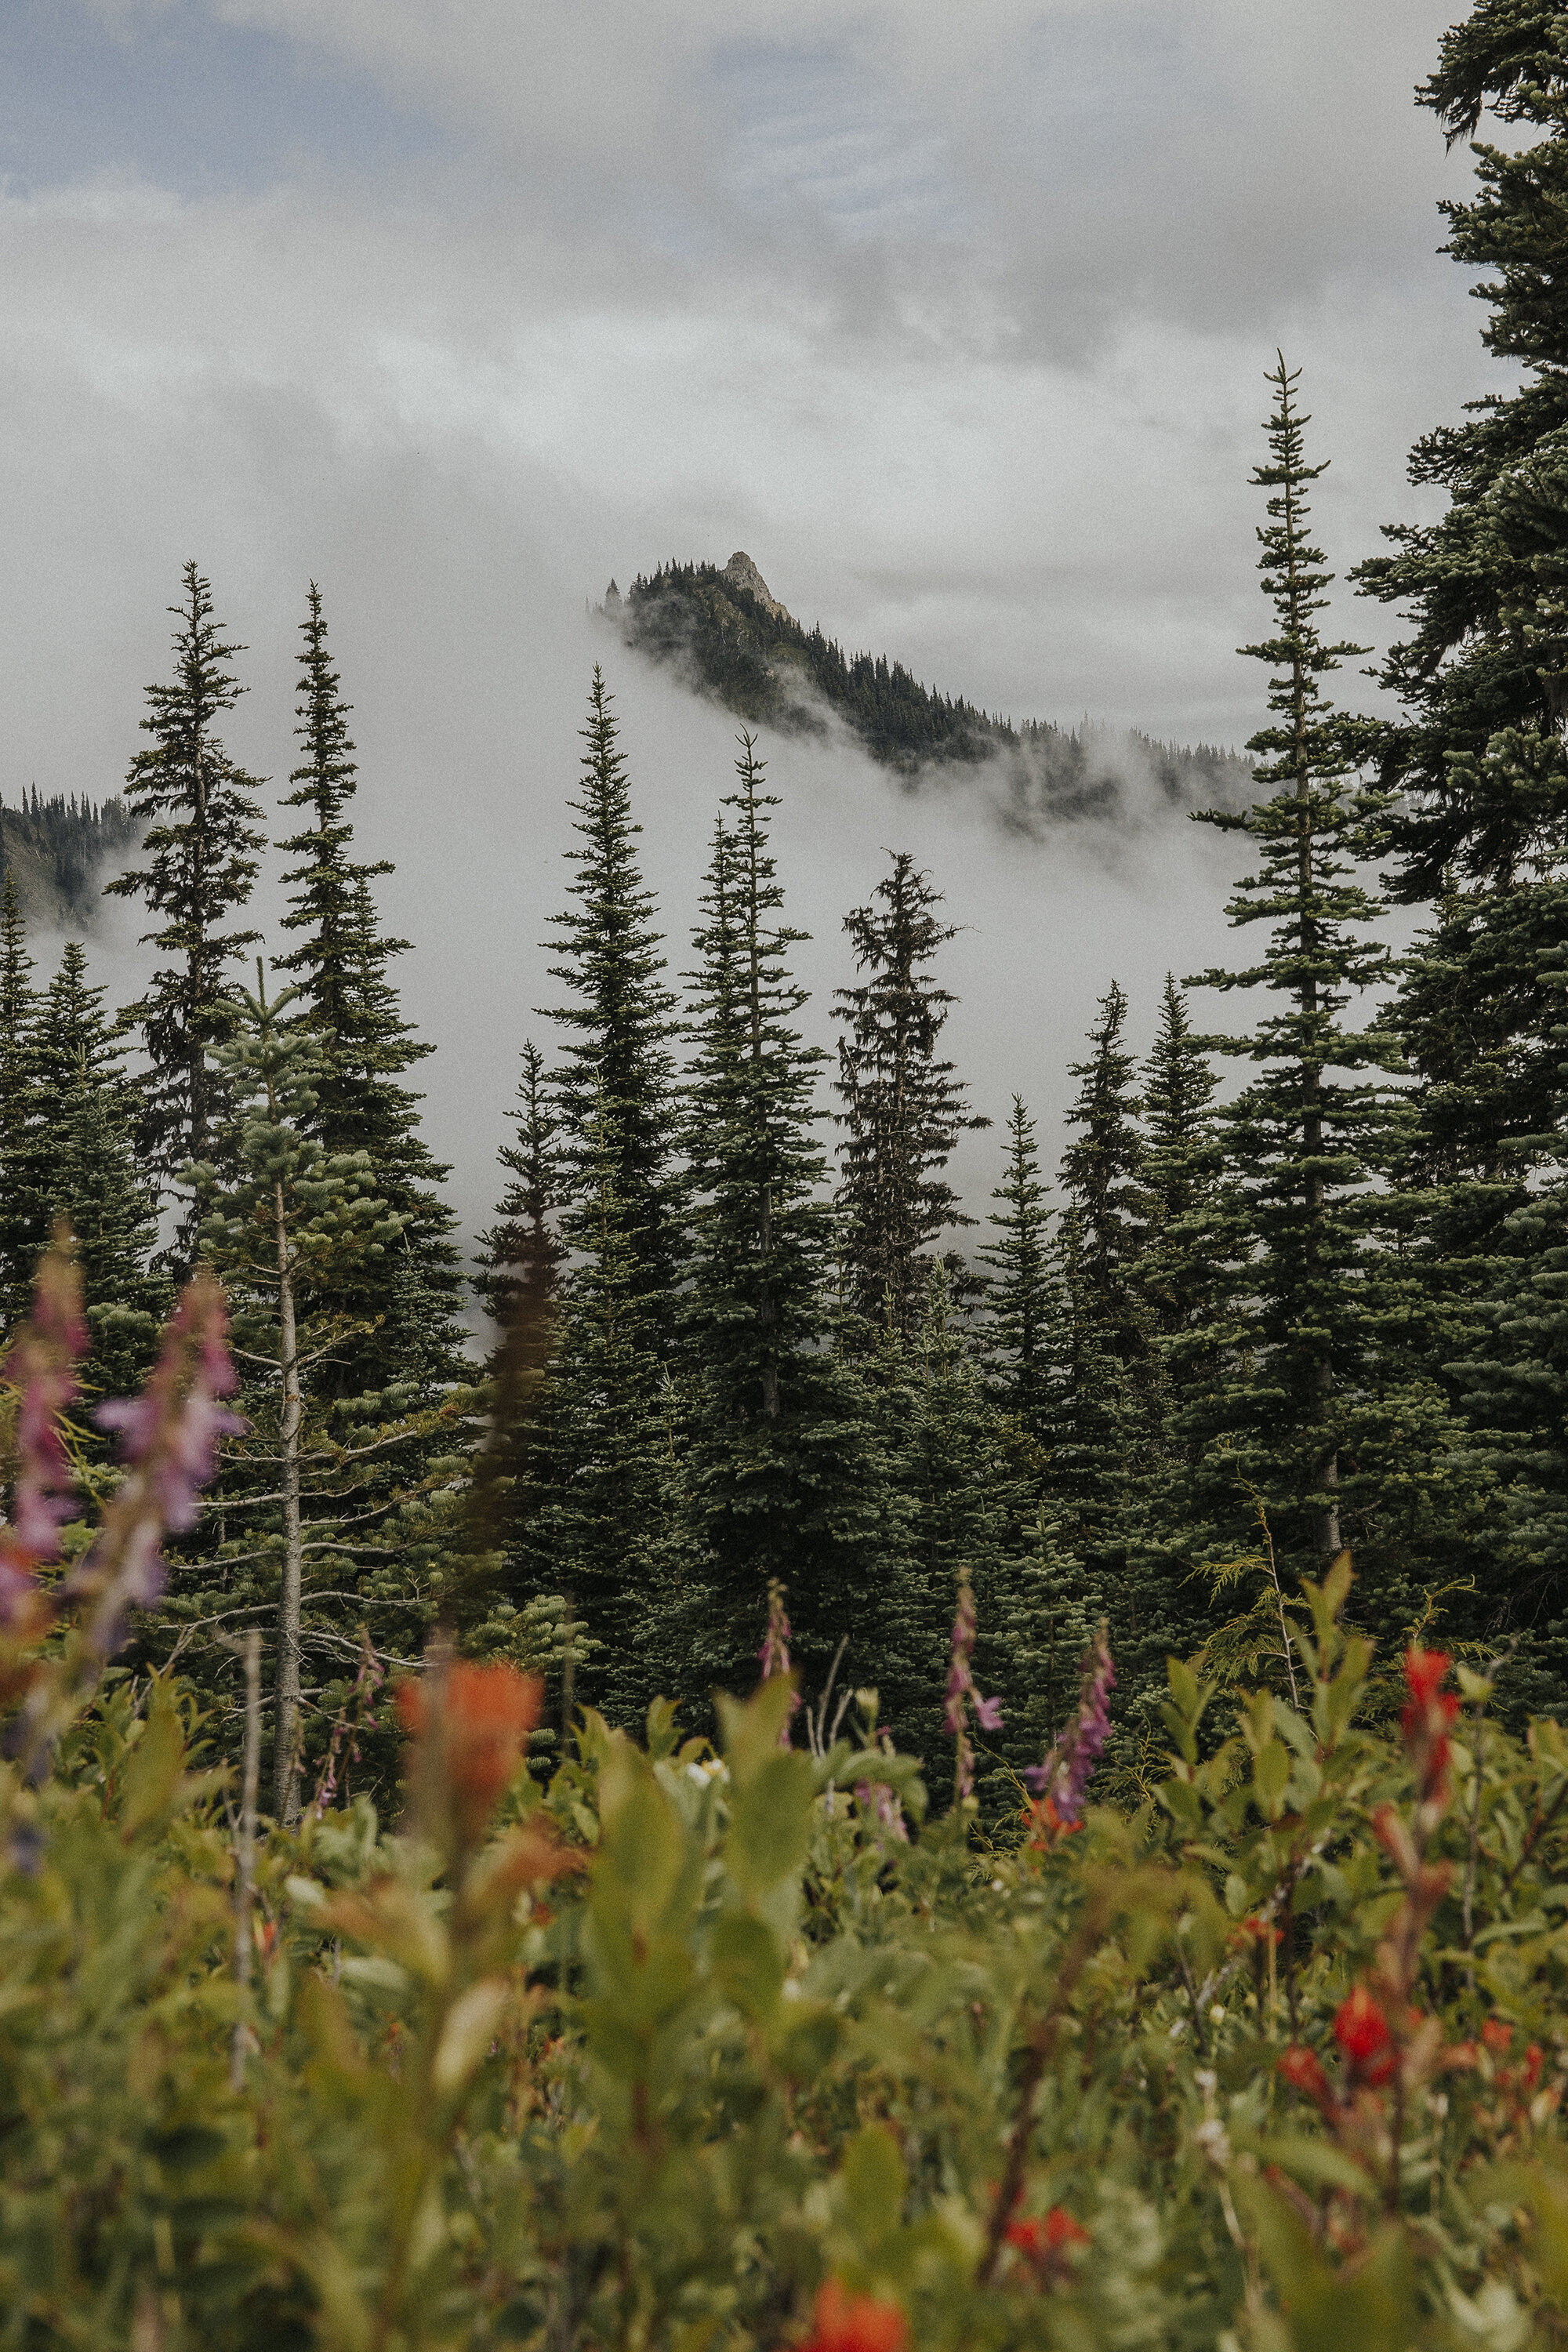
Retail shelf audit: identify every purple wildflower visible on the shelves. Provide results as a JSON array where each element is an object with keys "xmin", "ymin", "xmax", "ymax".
[
  {"xmin": 1025, "ymin": 1623, "xmax": 1115, "ymax": 1825},
  {"xmin": 67, "ymin": 1272, "xmax": 245, "ymax": 1655},
  {"xmin": 852, "ymin": 1776, "xmax": 909, "ymax": 1846},
  {"xmin": 946, "ymin": 1573, "xmax": 1004, "ymax": 1804},
  {"xmin": 0, "ymin": 1236, "xmax": 87, "ymax": 1628}
]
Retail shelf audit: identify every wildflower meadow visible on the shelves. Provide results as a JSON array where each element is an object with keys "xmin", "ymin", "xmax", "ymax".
[{"xmin": 6, "ymin": 1251, "xmax": 1568, "ymax": 2350}]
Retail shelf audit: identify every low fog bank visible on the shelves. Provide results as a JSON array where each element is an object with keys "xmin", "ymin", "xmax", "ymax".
[
  {"xmin": 6, "ymin": 390, "xmax": 1272, "ymax": 1281},
  {"xmin": 35, "ymin": 588, "xmax": 1260, "ymax": 1271}
]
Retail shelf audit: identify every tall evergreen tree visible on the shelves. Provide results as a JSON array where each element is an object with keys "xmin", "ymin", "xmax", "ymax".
[
  {"xmin": 273, "ymin": 588, "xmax": 466, "ymax": 1396},
  {"xmin": 1058, "ymin": 980, "xmax": 1154, "ymax": 1385},
  {"xmin": 1350, "ymin": 7, "xmax": 1568, "ymax": 1682},
  {"xmin": 980, "ymin": 1096, "xmax": 1057, "ymax": 1453},
  {"xmin": 33, "ymin": 942, "xmax": 160, "ymax": 1401},
  {"xmin": 833, "ymin": 851, "xmax": 987, "ymax": 1343},
  {"xmin": 274, "ymin": 584, "xmax": 391, "ymax": 1113},
  {"xmin": 676, "ymin": 741, "xmax": 894, "ymax": 1702},
  {"xmin": 1138, "ymin": 976, "xmax": 1229, "ymax": 1407},
  {"xmin": 1354, "ymin": 9, "xmax": 1568, "ymax": 1240},
  {"xmin": 184, "ymin": 972, "xmax": 458, "ymax": 1820},
  {"xmin": 475, "ymin": 1040, "xmax": 566, "ymax": 1338},
  {"xmin": 521, "ymin": 1104, "xmax": 671, "ymax": 1727},
  {"xmin": 543, "ymin": 669, "xmax": 681, "ymax": 1331},
  {"xmin": 1182, "ymin": 356, "xmax": 1400, "ymax": 1573},
  {"xmin": 1142, "ymin": 978, "xmax": 1219, "ymax": 1244},
  {"xmin": 107, "ymin": 562, "xmax": 267, "ymax": 1245},
  {"xmin": 466, "ymin": 1041, "xmax": 568, "ymax": 1632},
  {"xmin": 0, "ymin": 874, "xmax": 42, "ymax": 1330}
]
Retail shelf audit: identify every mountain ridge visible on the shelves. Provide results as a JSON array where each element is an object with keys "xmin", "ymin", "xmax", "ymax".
[{"xmin": 601, "ymin": 555, "xmax": 1254, "ymax": 834}]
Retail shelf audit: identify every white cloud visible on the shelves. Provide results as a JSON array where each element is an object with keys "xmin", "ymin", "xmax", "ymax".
[{"xmin": 1, "ymin": 0, "xmax": 1513, "ymax": 1235}]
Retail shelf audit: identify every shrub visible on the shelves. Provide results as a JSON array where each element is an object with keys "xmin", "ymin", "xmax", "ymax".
[{"xmin": 8, "ymin": 1258, "xmax": 1568, "ymax": 2347}]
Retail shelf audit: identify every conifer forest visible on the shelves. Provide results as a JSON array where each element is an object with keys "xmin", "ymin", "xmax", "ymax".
[{"xmin": 17, "ymin": 6, "xmax": 1568, "ymax": 2349}]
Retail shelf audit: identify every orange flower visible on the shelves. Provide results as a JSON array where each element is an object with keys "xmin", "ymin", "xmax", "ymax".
[
  {"xmin": 799, "ymin": 2278, "xmax": 907, "ymax": 2352},
  {"xmin": 1482, "ymin": 2018, "xmax": 1513, "ymax": 2056},
  {"xmin": 398, "ymin": 1663, "xmax": 543, "ymax": 1841}
]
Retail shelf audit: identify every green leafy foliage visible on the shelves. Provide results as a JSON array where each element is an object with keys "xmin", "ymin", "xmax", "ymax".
[{"xmin": 11, "ymin": 1524, "xmax": 1568, "ymax": 2349}]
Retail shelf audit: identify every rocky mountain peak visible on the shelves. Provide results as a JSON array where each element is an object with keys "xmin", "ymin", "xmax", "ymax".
[{"xmin": 721, "ymin": 550, "xmax": 793, "ymax": 624}]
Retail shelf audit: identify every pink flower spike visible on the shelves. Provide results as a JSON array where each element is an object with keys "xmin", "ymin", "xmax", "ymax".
[
  {"xmin": 1, "ymin": 1236, "xmax": 88, "ymax": 1591},
  {"xmin": 946, "ymin": 1573, "xmax": 1000, "ymax": 1801},
  {"xmin": 1025, "ymin": 1623, "xmax": 1115, "ymax": 1825},
  {"xmin": 68, "ymin": 1272, "xmax": 245, "ymax": 1657},
  {"xmin": 757, "ymin": 1577, "xmax": 800, "ymax": 1745}
]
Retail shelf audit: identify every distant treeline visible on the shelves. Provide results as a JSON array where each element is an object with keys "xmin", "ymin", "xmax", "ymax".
[
  {"xmin": 608, "ymin": 559, "xmax": 1253, "ymax": 822},
  {"xmin": 0, "ymin": 787, "xmax": 141, "ymax": 925}
]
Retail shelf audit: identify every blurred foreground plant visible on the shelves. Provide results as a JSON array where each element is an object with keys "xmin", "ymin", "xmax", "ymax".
[{"xmin": 8, "ymin": 1269, "xmax": 1568, "ymax": 2349}]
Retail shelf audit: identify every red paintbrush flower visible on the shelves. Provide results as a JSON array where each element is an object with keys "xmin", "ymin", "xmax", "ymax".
[
  {"xmin": 1335, "ymin": 1986, "xmax": 1396, "ymax": 2085},
  {"xmin": 398, "ymin": 1662, "xmax": 542, "ymax": 1843},
  {"xmin": 1278, "ymin": 2045, "xmax": 1330, "ymax": 2104},
  {"xmin": 797, "ymin": 2278, "xmax": 906, "ymax": 2352}
]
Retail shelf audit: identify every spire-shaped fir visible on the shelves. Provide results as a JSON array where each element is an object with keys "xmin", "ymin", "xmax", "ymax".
[
  {"xmin": 272, "ymin": 587, "xmax": 466, "ymax": 1396},
  {"xmin": 475, "ymin": 1040, "xmax": 566, "ymax": 1338},
  {"xmin": 274, "ymin": 583, "xmax": 390, "ymax": 1110},
  {"xmin": 1058, "ymin": 978, "xmax": 1154, "ymax": 1391},
  {"xmin": 980, "ymin": 1095, "xmax": 1058, "ymax": 1454},
  {"xmin": 1138, "ymin": 976, "xmax": 1230, "ymax": 1409},
  {"xmin": 1181, "ymin": 356, "xmax": 1405, "ymax": 1581},
  {"xmin": 107, "ymin": 562, "xmax": 267, "ymax": 1247},
  {"xmin": 466, "ymin": 1041, "xmax": 568, "ymax": 1630},
  {"xmin": 675, "ymin": 739, "xmax": 894, "ymax": 1702},
  {"xmin": 833, "ymin": 851, "xmax": 987, "ymax": 1344},
  {"xmin": 543, "ymin": 669, "xmax": 681, "ymax": 1334},
  {"xmin": 33, "ymin": 942, "xmax": 160, "ymax": 1400}
]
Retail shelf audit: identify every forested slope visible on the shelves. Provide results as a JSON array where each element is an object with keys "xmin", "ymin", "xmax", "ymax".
[
  {"xmin": 0, "ymin": 787, "xmax": 140, "ymax": 927},
  {"xmin": 606, "ymin": 554, "xmax": 1254, "ymax": 829}
]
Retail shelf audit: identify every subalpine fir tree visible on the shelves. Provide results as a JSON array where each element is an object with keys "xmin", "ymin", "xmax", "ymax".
[
  {"xmin": 1138, "ymin": 976, "xmax": 1229, "ymax": 1401},
  {"xmin": 274, "ymin": 589, "xmax": 466, "ymax": 1397},
  {"xmin": 1350, "ymin": 9, "xmax": 1568, "ymax": 1682},
  {"xmin": 474, "ymin": 1040, "xmax": 566, "ymax": 1339},
  {"xmin": 1058, "ymin": 979, "xmax": 1155, "ymax": 1387},
  {"xmin": 1355, "ymin": 9, "xmax": 1568, "ymax": 1252},
  {"xmin": 979, "ymin": 1096, "xmax": 1058, "ymax": 1454},
  {"xmin": 186, "ymin": 972, "xmax": 438, "ymax": 1821},
  {"xmin": 466, "ymin": 1041, "xmax": 567, "ymax": 1631},
  {"xmin": 543, "ymin": 669, "xmax": 681, "ymax": 1334},
  {"xmin": 0, "ymin": 873, "xmax": 42, "ymax": 1329},
  {"xmin": 522, "ymin": 1104, "xmax": 671, "ymax": 1726},
  {"xmin": 1142, "ymin": 978, "xmax": 1218, "ymax": 1251},
  {"xmin": 107, "ymin": 562, "xmax": 267, "ymax": 1250},
  {"xmin": 833, "ymin": 851, "xmax": 987, "ymax": 1343},
  {"xmin": 274, "ymin": 584, "xmax": 383, "ymax": 1093},
  {"xmin": 1182, "ymin": 357, "xmax": 1402, "ymax": 1577},
  {"xmin": 33, "ymin": 942, "xmax": 160, "ymax": 1401},
  {"xmin": 1449, "ymin": 1159, "xmax": 1568, "ymax": 1711},
  {"xmin": 676, "ymin": 742, "xmax": 894, "ymax": 1702}
]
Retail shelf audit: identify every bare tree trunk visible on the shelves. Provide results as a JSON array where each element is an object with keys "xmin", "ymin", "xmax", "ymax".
[
  {"xmin": 230, "ymin": 1628, "xmax": 261, "ymax": 2091},
  {"xmin": 272, "ymin": 1177, "xmax": 304, "ymax": 1824}
]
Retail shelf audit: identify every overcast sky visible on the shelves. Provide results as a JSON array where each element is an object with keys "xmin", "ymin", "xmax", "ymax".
[{"xmin": 0, "ymin": 0, "xmax": 1504, "ymax": 1243}]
